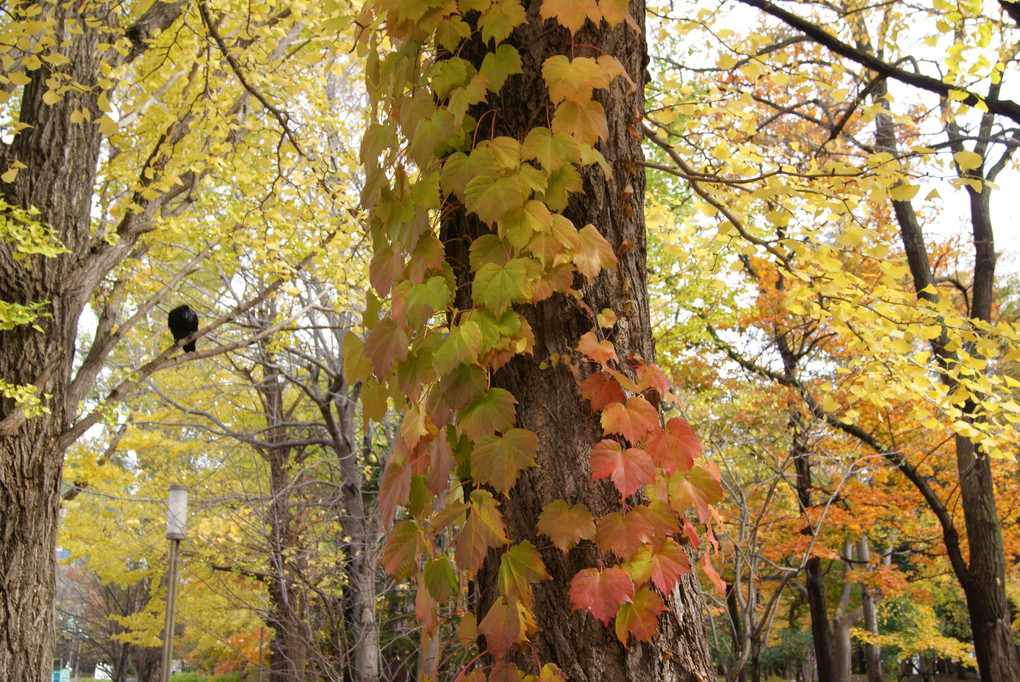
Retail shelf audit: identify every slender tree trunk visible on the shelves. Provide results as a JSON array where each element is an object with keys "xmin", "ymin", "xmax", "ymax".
[
  {"xmin": 440, "ymin": 0, "xmax": 714, "ymax": 678},
  {"xmin": 804, "ymin": 557, "xmax": 836, "ymax": 682},
  {"xmin": 857, "ymin": 536, "xmax": 884, "ymax": 682},
  {"xmin": 870, "ymin": 81, "xmax": 1020, "ymax": 682},
  {"xmin": 314, "ymin": 328, "xmax": 379, "ymax": 682},
  {"xmin": 727, "ymin": 583, "xmax": 749, "ymax": 682},
  {"xmin": 789, "ymin": 411, "xmax": 837, "ymax": 682},
  {"xmin": 258, "ymin": 347, "xmax": 309, "ymax": 682}
]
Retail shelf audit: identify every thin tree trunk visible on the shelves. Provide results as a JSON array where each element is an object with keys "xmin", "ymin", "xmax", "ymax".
[
  {"xmin": 870, "ymin": 79, "xmax": 1020, "ymax": 682},
  {"xmin": 857, "ymin": 536, "xmax": 884, "ymax": 682},
  {"xmin": 258, "ymin": 343, "xmax": 309, "ymax": 682},
  {"xmin": 831, "ymin": 540, "xmax": 856, "ymax": 682},
  {"xmin": 316, "ymin": 349, "xmax": 379, "ymax": 682}
]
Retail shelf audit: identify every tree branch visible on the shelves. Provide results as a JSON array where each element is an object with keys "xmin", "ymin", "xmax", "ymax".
[{"xmin": 735, "ymin": 0, "xmax": 1020, "ymax": 126}]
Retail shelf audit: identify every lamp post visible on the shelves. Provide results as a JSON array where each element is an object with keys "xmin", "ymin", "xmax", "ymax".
[{"xmin": 161, "ymin": 485, "xmax": 189, "ymax": 682}]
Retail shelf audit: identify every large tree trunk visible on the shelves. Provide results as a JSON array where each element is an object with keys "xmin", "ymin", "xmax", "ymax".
[
  {"xmin": 0, "ymin": 3, "xmax": 184, "ymax": 677},
  {"xmin": 0, "ymin": 6, "xmax": 104, "ymax": 678},
  {"xmin": 440, "ymin": 1, "xmax": 714, "ymax": 679}
]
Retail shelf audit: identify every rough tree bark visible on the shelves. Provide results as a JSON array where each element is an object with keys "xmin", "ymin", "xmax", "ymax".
[
  {"xmin": 440, "ymin": 0, "xmax": 714, "ymax": 679},
  {"xmin": 0, "ymin": 3, "xmax": 186, "ymax": 678}
]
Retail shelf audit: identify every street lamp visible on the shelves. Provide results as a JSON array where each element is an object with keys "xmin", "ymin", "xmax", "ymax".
[{"xmin": 161, "ymin": 485, "xmax": 189, "ymax": 682}]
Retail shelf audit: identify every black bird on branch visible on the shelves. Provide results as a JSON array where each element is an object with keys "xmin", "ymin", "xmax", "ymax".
[{"xmin": 167, "ymin": 305, "xmax": 199, "ymax": 353}]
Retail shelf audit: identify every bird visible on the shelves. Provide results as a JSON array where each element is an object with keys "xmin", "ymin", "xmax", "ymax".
[{"xmin": 167, "ymin": 305, "xmax": 199, "ymax": 352}]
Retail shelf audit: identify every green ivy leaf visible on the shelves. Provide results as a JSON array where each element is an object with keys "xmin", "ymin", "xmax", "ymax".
[
  {"xmin": 465, "ymin": 175, "xmax": 525, "ymax": 224},
  {"xmin": 480, "ymin": 0, "xmax": 527, "ymax": 43},
  {"xmin": 459, "ymin": 387, "xmax": 517, "ymax": 440},
  {"xmin": 471, "ymin": 427, "xmax": 539, "ymax": 494},
  {"xmin": 434, "ymin": 321, "xmax": 483, "ymax": 376},
  {"xmin": 473, "ymin": 259, "xmax": 533, "ymax": 315},
  {"xmin": 480, "ymin": 44, "xmax": 523, "ymax": 92},
  {"xmin": 498, "ymin": 540, "xmax": 549, "ymax": 606},
  {"xmin": 424, "ymin": 556, "xmax": 458, "ymax": 602},
  {"xmin": 382, "ymin": 520, "xmax": 423, "ymax": 579},
  {"xmin": 342, "ymin": 332, "xmax": 373, "ymax": 384},
  {"xmin": 521, "ymin": 128, "xmax": 581, "ymax": 171}
]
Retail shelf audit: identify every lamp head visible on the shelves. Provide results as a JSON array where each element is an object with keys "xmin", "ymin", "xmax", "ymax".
[{"xmin": 167, "ymin": 485, "xmax": 189, "ymax": 540}]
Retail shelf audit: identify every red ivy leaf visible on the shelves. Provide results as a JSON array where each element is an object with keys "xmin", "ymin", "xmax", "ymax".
[
  {"xmin": 683, "ymin": 517, "xmax": 701, "ymax": 550},
  {"xmin": 667, "ymin": 464, "xmax": 724, "ymax": 523},
  {"xmin": 415, "ymin": 574, "xmax": 438, "ymax": 635},
  {"xmin": 578, "ymin": 372, "xmax": 625, "ymax": 412},
  {"xmin": 589, "ymin": 440, "xmax": 655, "ymax": 498},
  {"xmin": 644, "ymin": 417, "xmax": 700, "ymax": 473},
  {"xmin": 378, "ymin": 459, "xmax": 412, "ymax": 529},
  {"xmin": 489, "ymin": 662, "xmax": 522, "ymax": 682},
  {"xmin": 614, "ymin": 587, "xmax": 665, "ymax": 644},
  {"xmin": 636, "ymin": 363, "xmax": 670, "ymax": 397},
  {"xmin": 365, "ymin": 317, "xmax": 409, "ymax": 378},
  {"xmin": 702, "ymin": 553, "xmax": 727, "ymax": 594},
  {"xmin": 634, "ymin": 501, "xmax": 681, "ymax": 544},
  {"xmin": 455, "ymin": 490, "xmax": 508, "ymax": 575},
  {"xmin": 478, "ymin": 597, "xmax": 526, "ymax": 658},
  {"xmin": 537, "ymin": 499, "xmax": 595, "ymax": 551},
  {"xmin": 596, "ymin": 511, "xmax": 654, "ymax": 558},
  {"xmin": 426, "ymin": 435, "xmax": 456, "ymax": 496},
  {"xmin": 369, "ymin": 241, "xmax": 404, "ymax": 297},
  {"xmin": 382, "ymin": 520, "xmax": 423, "ymax": 579},
  {"xmin": 647, "ymin": 538, "xmax": 692, "ymax": 593},
  {"xmin": 569, "ymin": 567, "xmax": 634, "ymax": 625},
  {"xmin": 576, "ymin": 330, "xmax": 617, "ymax": 364},
  {"xmin": 601, "ymin": 396, "xmax": 659, "ymax": 443}
]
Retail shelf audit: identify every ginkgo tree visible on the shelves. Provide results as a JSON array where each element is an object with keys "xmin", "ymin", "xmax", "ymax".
[
  {"xmin": 0, "ymin": 0, "xmax": 362, "ymax": 677},
  {"xmin": 642, "ymin": 0, "xmax": 1020, "ymax": 680}
]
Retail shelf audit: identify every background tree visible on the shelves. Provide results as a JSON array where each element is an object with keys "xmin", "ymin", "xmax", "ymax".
[
  {"xmin": 643, "ymin": 0, "xmax": 1020, "ymax": 679},
  {"xmin": 0, "ymin": 1, "xmax": 360, "ymax": 676}
]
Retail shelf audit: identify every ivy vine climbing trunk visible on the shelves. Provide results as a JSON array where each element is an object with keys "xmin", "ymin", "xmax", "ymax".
[{"xmin": 439, "ymin": 1, "xmax": 714, "ymax": 679}]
